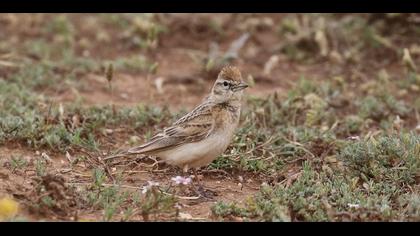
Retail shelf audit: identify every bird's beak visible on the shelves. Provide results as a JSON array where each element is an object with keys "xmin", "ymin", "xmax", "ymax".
[{"xmin": 232, "ymin": 82, "xmax": 249, "ymax": 92}]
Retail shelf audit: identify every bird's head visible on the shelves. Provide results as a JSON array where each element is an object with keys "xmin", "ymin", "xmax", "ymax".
[{"xmin": 210, "ymin": 66, "xmax": 248, "ymax": 104}]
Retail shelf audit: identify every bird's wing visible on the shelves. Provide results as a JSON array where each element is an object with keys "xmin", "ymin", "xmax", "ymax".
[
  {"xmin": 173, "ymin": 100, "xmax": 213, "ymax": 125},
  {"xmin": 127, "ymin": 102, "xmax": 214, "ymax": 154}
]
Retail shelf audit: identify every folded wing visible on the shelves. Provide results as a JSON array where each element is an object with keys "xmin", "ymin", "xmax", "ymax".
[{"xmin": 127, "ymin": 103, "xmax": 214, "ymax": 154}]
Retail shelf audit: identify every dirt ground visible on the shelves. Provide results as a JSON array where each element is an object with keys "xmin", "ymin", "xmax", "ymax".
[{"xmin": 1, "ymin": 13, "xmax": 419, "ymax": 221}]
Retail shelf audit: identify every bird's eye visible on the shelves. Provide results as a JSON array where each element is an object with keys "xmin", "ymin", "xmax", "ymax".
[{"xmin": 223, "ymin": 81, "xmax": 229, "ymax": 87}]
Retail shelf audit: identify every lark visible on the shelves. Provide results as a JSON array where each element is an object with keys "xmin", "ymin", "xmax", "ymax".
[{"xmin": 105, "ymin": 66, "xmax": 248, "ymax": 174}]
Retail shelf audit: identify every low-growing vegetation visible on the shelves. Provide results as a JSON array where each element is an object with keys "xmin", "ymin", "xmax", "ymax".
[{"xmin": 0, "ymin": 13, "xmax": 419, "ymax": 221}]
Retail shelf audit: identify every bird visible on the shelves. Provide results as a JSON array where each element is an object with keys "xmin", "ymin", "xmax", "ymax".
[{"xmin": 105, "ymin": 65, "xmax": 248, "ymax": 175}]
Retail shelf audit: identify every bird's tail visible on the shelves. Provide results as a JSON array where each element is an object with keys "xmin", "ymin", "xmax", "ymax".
[
  {"xmin": 104, "ymin": 141, "xmax": 157, "ymax": 162},
  {"xmin": 103, "ymin": 149, "xmax": 132, "ymax": 161}
]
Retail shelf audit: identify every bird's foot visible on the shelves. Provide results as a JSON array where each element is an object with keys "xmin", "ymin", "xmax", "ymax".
[{"xmin": 191, "ymin": 183, "xmax": 218, "ymax": 200}]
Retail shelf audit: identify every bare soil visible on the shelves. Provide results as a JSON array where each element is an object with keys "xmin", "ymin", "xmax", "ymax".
[{"xmin": 1, "ymin": 13, "xmax": 418, "ymax": 221}]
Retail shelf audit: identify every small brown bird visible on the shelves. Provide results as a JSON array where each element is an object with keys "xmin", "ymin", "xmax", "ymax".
[{"xmin": 106, "ymin": 66, "xmax": 248, "ymax": 173}]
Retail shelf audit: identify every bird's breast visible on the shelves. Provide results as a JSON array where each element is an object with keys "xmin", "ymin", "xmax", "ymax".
[{"xmin": 213, "ymin": 105, "xmax": 241, "ymax": 130}]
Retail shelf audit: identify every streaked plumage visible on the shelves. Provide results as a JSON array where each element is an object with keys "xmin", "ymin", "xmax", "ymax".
[{"xmin": 107, "ymin": 66, "xmax": 248, "ymax": 172}]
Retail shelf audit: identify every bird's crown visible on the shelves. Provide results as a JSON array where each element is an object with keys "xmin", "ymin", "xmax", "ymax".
[{"xmin": 218, "ymin": 65, "xmax": 242, "ymax": 82}]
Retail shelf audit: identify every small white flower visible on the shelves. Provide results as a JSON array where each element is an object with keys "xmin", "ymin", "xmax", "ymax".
[
  {"xmin": 141, "ymin": 181, "xmax": 160, "ymax": 194},
  {"xmin": 174, "ymin": 203, "xmax": 182, "ymax": 210},
  {"xmin": 171, "ymin": 176, "xmax": 192, "ymax": 185},
  {"xmin": 182, "ymin": 177, "xmax": 192, "ymax": 185},
  {"xmin": 347, "ymin": 136, "xmax": 360, "ymax": 141},
  {"xmin": 347, "ymin": 203, "xmax": 360, "ymax": 208},
  {"xmin": 171, "ymin": 176, "xmax": 183, "ymax": 184},
  {"xmin": 147, "ymin": 181, "xmax": 160, "ymax": 187},
  {"xmin": 41, "ymin": 152, "xmax": 52, "ymax": 163}
]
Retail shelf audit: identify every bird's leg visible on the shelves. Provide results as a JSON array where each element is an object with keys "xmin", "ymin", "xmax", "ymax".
[
  {"xmin": 183, "ymin": 164, "xmax": 189, "ymax": 174},
  {"xmin": 174, "ymin": 164, "xmax": 187, "ymax": 177},
  {"xmin": 182, "ymin": 164, "xmax": 200, "ymax": 189},
  {"xmin": 186, "ymin": 167, "xmax": 199, "ymax": 190},
  {"xmin": 181, "ymin": 165, "xmax": 216, "ymax": 200},
  {"xmin": 191, "ymin": 168, "xmax": 218, "ymax": 200},
  {"xmin": 192, "ymin": 168, "xmax": 203, "ymax": 190},
  {"xmin": 191, "ymin": 168, "xmax": 206, "ymax": 199},
  {"xmin": 183, "ymin": 165, "xmax": 203, "ymax": 197}
]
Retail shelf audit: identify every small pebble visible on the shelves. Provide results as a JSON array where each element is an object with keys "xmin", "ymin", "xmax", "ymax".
[
  {"xmin": 120, "ymin": 93, "xmax": 129, "ymax": 99},
  {"xmin": 105, "ymin": 129, "xmax": 114, "ymax": 134}
]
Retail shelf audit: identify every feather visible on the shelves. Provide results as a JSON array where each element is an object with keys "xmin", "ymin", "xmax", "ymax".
[{"xmin": 127, "ymin": 102, "xmax": 215, "ymax": 155}]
